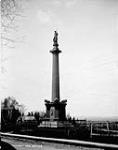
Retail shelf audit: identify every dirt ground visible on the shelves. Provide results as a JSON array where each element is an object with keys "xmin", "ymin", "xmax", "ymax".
[{"xmin": 1, "ymin": 137, "xmax": 103, "ymax": 150}]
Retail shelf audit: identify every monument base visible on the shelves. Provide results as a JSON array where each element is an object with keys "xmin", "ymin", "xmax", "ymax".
[{"xmin": 38, "ymin": 120, "xmax": 73, "ymax": 128}]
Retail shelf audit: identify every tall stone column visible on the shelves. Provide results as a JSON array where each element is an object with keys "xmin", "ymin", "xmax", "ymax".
[
  {"xmin": 44, "ymin": 31, "xmax": 67, "ymax": 122},
  {"xmin": 50, "ymin": 31, "xmax": 61, "ymax": 102}
]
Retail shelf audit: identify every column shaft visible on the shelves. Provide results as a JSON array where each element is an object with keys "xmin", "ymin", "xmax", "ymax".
[{"xmin": 52, "ymin": 53, "xmax": 60, "ymax": 102}]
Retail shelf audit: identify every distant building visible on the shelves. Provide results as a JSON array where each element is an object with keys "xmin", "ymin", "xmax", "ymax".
[{"xmin": 17, "ymin": 116, "xmax": 37, "ymax": 124}]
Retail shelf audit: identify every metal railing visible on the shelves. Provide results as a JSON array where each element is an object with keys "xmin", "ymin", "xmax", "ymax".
[{"xmin": 90, "ymin": 121, "xmax": 118, "ymax": 138}]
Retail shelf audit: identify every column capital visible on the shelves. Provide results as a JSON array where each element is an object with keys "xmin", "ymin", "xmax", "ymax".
[{"xmin": 50, "ymin": 49, "xmax": 61, "ymax": 54}]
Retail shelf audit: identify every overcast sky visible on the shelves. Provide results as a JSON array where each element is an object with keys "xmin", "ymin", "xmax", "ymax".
[{"xmin": 1, "ymin": 0, "xmax": 118, "ymax": 118}]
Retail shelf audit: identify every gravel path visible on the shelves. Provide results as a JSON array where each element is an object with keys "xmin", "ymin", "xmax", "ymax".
[{"xmin": 2, "ymin": 137, "xmax": 103, "ymax": 150}]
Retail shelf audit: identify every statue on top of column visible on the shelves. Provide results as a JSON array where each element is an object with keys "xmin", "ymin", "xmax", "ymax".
[{"xmin": 53, "ymin": 31, "xmax": 58, "ymax": 45}]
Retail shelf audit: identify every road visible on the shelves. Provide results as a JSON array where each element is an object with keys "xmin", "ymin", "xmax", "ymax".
[{"xmin": 2, "ymin": 137, "xmax": 103, "ymax": 150}]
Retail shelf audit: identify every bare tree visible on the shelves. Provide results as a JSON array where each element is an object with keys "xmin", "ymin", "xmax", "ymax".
[
  {"xmin": 1, "ymin": 0, "xmax": 24, "ymax": 47},
  {"xmin": 0, "ymin": 0, "xmax": 25, "ymax": 84},
  {"xmin": 1, "ymin": 96, "xmax": 25, "ymax": 128}
]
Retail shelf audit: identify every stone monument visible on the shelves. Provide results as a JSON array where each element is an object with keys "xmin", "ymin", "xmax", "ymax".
[{"xmin": 40, "ymin": 31, "xmax": 68, "ymax": 128}]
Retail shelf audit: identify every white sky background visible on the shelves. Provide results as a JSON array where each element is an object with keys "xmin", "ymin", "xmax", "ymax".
[{"xmin": 1, "ymin": 0, "xmax": 118, "ymax": 118}]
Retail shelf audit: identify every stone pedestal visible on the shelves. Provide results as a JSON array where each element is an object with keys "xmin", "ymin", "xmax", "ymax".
[
  {"xmin": 39, "ymin": 120, "xmax": 73, "ymax": 128},
  {"xmin": 45, "ymin": 100, "xmax": 67, "ymax": 121}
]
